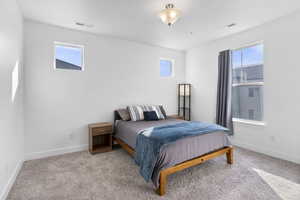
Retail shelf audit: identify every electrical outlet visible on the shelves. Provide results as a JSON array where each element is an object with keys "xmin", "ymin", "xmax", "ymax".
[
  {"xmin": 6, "ymin": 164, "xmax": 9, "ymax": 173},
  {"xmin": 270, "ymin": 136, "xmax": 276, "ymax": 142},
  {"xmin": 4, "ymin": 163, "xmax": 10, "ymax": 176},
  {"xmin": 0, "ymin": 164, "xmax": 5, "ymax": 176},
  {"xmin": 69, "ymin": 133, "xmax": 74, "ymax": 140}
]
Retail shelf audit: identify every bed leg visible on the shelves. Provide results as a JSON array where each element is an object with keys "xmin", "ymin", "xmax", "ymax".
[
  {"xmin": 156, "ymin": 171, "xmax": 167, "ymax": 196},
  {"xmin": 226, "ymin": 147, "xmax": 233, "ymax": 164}
]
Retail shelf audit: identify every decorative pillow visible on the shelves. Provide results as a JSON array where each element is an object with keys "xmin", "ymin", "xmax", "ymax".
[
  {"xmin": 127, "ymin": 105, "xmax": 166, "ymax": 121},
  {"xmin": 142, "ymin": 105, "xmax": 165, "ymax": 120},
  {"xmin": 143, "ymin": 111, "xmax": 159, "ymax": 121},
  {"xmin": 159, "ymin": 105, "xmax": 167, "ymax": 119},
  {"xmin": 127, "ymin": 105, "xmax": 145, "ymax": 121},
  {"xmin": 116, "ymin": 109, "xmax": 131, "ymax": 121}
]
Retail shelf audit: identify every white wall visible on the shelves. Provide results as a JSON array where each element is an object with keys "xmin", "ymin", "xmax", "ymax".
[
  {"xmin": 0, "ymin": 0, "xmax": 24, "ymax": 199},
  {"xmin": 186, "ymin": 11, "xmax": 300, "ymax": 164},
  {"xmin": 24, "ymin": 20, "xmax": 185, "ymax": 159}
]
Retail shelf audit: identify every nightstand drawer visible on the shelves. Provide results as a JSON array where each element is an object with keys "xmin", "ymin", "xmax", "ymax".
[{"xmin": 92, "ymin": 127, "xmax": 112, "ymax": 136}]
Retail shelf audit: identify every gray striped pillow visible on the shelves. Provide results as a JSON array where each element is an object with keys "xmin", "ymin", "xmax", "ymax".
[
  {"xmin": 127, "ymin": 105, "xmax": 145, "ymax": 121},
  {"xmin": 143, "ymin": 105, "xmax": 165, "ymax": 120},
  {"xmin": 127, "ymin": 105, "xmax": 165, "ymax": 121}
]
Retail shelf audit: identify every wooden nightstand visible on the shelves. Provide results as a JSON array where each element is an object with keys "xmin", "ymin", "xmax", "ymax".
[
  {"xmin": 88, "ymin": 122, "xmax": 113, "ymax": 154},
  {"xmin": 168, "ymin": 115, "xmax": 185, "ymax": 120}
]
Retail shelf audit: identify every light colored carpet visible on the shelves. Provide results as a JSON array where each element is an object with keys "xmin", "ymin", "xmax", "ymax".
[{"xmin": 8, "ymin": 147, "xmax": 300, "ymax": 200}]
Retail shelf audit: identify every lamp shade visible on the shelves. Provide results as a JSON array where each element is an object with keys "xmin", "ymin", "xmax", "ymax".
[{"xmin": 179, "ymin": 84, "xmax": 190, "ymax": 96}]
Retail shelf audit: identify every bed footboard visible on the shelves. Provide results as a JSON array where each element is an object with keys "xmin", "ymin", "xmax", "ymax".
[
  {"xmin": 113, "ymin": 137, "xmax": 233, "ymax": 196},
  {"xmin": 156, "ymin": 147, "xmax": 234, "ymax": 196}
]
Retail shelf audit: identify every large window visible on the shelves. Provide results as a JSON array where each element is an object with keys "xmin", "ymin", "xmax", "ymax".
[
  {"xmin": 232, "ymin": 43, "xmax": 264, "ymax": 121},
  {"xmin": 54, "ymin": 42, "xmax": 84, "ymax": 71},
  {"xmin": 160, "ymin": 59, "xmax": 174, "ymax": 77}
]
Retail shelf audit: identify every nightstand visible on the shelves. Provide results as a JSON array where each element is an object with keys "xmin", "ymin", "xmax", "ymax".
[
  {"xmin": 88, "ymin": 122, "xmax": 113, "ymax": 154},
  {"xmin": 168, "ymin": 115, "xmax": 185, "ymax": 120}
]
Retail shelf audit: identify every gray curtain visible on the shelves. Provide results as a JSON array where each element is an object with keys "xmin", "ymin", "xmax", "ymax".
[{"xmin": 216, "ymin": 50, "xmax": 233, "ymax": 135}]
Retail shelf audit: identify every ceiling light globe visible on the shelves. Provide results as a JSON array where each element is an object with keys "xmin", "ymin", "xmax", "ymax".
[{"xmin": 159, "ymin": 4, "xmax": 181, "ymax": 26}]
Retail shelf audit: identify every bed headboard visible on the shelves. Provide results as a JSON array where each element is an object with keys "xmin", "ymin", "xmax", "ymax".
[{"xmin": 114, "ymin": 110, "xmax": 122, "ymax": 122}]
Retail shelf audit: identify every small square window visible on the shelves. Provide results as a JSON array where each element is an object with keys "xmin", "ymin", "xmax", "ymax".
[
  {"xmin": 54, "ymin": 42, "xmax": 84, "ymax": 71},
  {"xmin": 160, "ymin": 59, "xmax": 173, "ymax": 77}
]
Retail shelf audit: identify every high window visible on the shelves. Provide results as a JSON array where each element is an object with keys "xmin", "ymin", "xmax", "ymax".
[
  {"xmin": 54, "ymin": 42, "xmax": 84, "ymax": 71},
  {"xmin": 160, "ymin": 59, "xmax": 173, "ymax": 77},
  {"xmin": 232, "ymin": 43, "xmax": 264, "ymax": 121}
]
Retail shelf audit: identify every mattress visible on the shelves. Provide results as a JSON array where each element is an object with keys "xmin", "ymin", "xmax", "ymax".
[{"xmin": 114, "ymin": 118, "xmax": 231, "ymax": 187}]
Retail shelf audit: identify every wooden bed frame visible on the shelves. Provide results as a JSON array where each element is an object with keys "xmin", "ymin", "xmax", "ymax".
[{"xmin": 113, "ymin": 137, "xmax": 233, "ymax": 196}]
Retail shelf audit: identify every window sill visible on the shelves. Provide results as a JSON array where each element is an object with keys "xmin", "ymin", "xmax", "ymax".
[{"xmin": 232, "ymin": 118, "xmax": 266, "ymax": 126}]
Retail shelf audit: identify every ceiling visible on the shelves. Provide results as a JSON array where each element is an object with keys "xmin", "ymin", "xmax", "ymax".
[{"xmin": 18, "ymin": 0, "xmax": 300, "ymax": 51}]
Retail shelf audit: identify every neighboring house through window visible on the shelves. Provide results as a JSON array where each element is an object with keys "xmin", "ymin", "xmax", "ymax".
[
  {"xmin": 231, "ymin": 43, "xmax": 264, "ymax": 121},
  {"xmin": 248, "ymin": 88, "xmax": 254, "ymax": 97},
  {"xmin": 54, "ymin": 42, "xmax": 84, "ymax": 71}
]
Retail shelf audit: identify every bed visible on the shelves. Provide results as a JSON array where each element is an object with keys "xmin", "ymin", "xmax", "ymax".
[{"xmin": 113, "ymin": 111, "xmax": 233, "ymax": 196}]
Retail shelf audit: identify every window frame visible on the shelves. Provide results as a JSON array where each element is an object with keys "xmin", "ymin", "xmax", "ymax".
[
  {"xmin": 53, "ymin": 41, "xmax": 85, "ymax": 71},
  {"xmin": 159, "ymin": 58, "xmax": 175, "ymax": 78},
  {"xmin": 231, "ymin": 42, "xmax": 265, "ymax": 125}
]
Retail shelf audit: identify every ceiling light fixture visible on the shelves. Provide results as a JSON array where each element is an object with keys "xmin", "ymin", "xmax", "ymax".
[{"xmin": 159, "ymin": 4, "xmax": 181, "ymax": 27}]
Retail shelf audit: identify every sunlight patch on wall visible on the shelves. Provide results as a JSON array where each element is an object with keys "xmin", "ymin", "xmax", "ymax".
[
  {"xmin": 253, "ymin": 168, "xmax": 300, "ymax": 200},
  {"xmin": 11, "ymin": 61, "xmax": 19, "ymax": 102}
]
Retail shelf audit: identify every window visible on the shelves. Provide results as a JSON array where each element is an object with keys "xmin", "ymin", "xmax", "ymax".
[
  {"xmin": 248, "ymin": 109, "xmax": 254, "ymax": 120},
  {"xmin": 232, "ymin": 43, "xmax": 264, "ymax": 121},
  {"xmin": 248, "ymin": 88, "xmax": 254, "ymax": 97},
  {"xmin": 160, "ymin": 59, "xmax": 173, "ymax": 77},
  {"xmin": 54, "ymin": 42, "xmax": 84, "ymax": 71}
]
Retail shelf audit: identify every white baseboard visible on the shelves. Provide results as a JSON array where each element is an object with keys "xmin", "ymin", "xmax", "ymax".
[
  {"xmin": 0, "ymin": 160, "xmax": 23, "ymax": 200},
  {"xmin": 25, "ymin": 144, "xmax": 88, "ymax": 161},
  {"xmin": 232, "ymin": 140, "xmax": 300, "ymax": 164}
]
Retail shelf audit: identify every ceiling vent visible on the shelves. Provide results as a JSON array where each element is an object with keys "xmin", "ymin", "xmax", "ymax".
[
  {"xmin": 75, "ymin": 22, "xmax": 94, "ymax": 28},
  {"xmin": 227, "ymin": 23, "xmax": 236, "ymax": 28}
]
